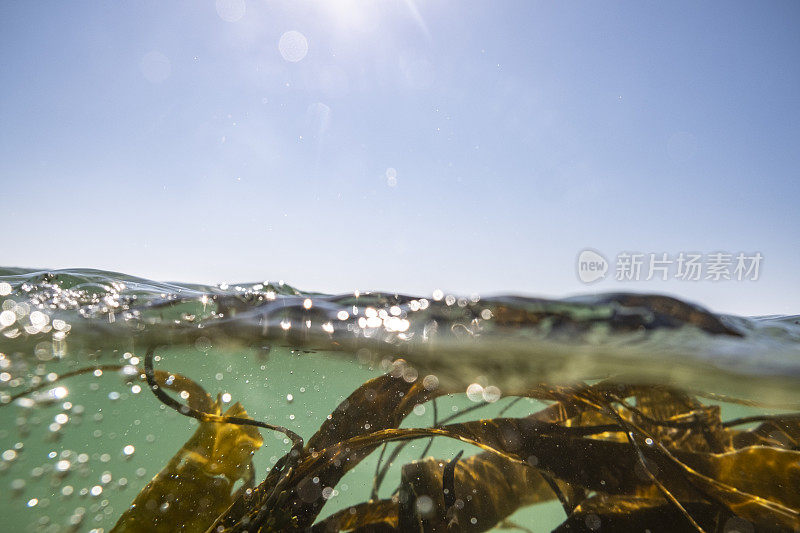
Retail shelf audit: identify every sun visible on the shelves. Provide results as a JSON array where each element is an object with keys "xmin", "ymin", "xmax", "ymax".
[{"xmin": 318, "ymin": 0, "xmax": 376, "ymax": 30}]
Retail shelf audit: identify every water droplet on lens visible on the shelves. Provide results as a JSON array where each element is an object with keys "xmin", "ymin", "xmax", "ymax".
[{"xmin": 279, "ymin": 31, "xmax": 309, "ymax": 63}]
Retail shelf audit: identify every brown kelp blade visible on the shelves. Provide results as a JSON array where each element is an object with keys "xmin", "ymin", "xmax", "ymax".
[
  {"xmin": 398, "ymin": 451, "xmax": 573, "ymax": 532},
  {"xmin": 676, "ymin": 445, "xmax": 800, "ymax": 526},
  {"xmin": 306, "ymin": 361, "xmax": 444, "ymax": 453},
  {"xmin": 730, "ymin": 414, "xmax": 800, "ymax": 450},
  {"xmin": 491, "ymin": 293, "xmax": 742, "ymax": 336},
  {"xmin": 207, "ymin": 363, "xmax": 443, "ymax": 532},
  {"xmin": 312, "ymin": 500, "xmax": 399, "ymax": 533},
  {"xmin": 200, "ymin": 375, "xmax": 799, "ymax": 532},
  {"xmin": 112, "ymin": 399, "xmax": 263, "ymax": 533},
  {"xmin": 552, "ymin": 496, "xmax": 723, "ymax": 533},
  {"xmin": 304, "ymin": 413, "xmax": 800, "ymax": 530}
]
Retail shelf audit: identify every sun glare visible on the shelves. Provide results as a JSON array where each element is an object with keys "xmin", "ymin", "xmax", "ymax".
[{"xmin": 319, "ymin": 0, "xmax": 376, "ymax": 30}]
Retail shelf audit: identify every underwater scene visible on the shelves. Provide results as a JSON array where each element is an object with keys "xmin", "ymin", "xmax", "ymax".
[{"xmin": 0, "ymin": 267, "xmax": 798, "ymax": 532}]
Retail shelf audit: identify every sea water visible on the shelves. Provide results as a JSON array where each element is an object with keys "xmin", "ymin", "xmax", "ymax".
[{"xmin": 0, "ymin": 268, "xmax": 798, "ymax": 532}]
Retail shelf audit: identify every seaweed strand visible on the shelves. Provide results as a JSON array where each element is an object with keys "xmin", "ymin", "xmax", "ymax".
[{"xmin": 143, "ymin": 346, "xmax": 303, "ymax": 450}]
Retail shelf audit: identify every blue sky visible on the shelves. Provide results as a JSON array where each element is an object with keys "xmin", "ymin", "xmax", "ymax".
[{"xmin": 1, "ymin": 1, "xmax": 798, "ymax": 315}]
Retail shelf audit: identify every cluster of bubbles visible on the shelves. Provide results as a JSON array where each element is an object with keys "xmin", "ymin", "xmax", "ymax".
[
  {"xmin": 0, "ymin": 354, "xmax": 166, "ymax": 532},
  {"xmin": 1, "ymin": 393, "xmax": 144, "ymax": 531}
]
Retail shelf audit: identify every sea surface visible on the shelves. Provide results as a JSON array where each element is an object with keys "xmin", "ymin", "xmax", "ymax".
[{"xmin": 0, "ymin": 267, "xmax": 798, "ymax": 532}]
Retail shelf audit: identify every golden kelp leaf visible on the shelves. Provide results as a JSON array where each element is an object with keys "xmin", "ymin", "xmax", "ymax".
[
  {"xmin": 576, "ymin": 386, "xmax": 800, "ymax": 530},
  {"xmin": 634, "ymin": 386, "xmax": 701, "ymax": 420},
  {"xmin": 538, "ymin": 383, "xmax": 729, "ymax": 452},
  {"xmin": 583, "ymin": 386, "xmax": 730, "ymax": 453},
  {"xmin": 681, "ymin": 445, "xmax": 800, "ymax": 512},
  {"xmin": 112, "ymin": 399, "xmax": 263, "ymax": 533},
  {"xmin": 623, "ymin": 388, "xmax": 728, "ymax": 453}
]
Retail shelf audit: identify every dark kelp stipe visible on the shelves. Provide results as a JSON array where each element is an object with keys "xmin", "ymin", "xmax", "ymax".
[{"xmin": 65, "ymin": 345, "xmax": 796, "ymax": 533}]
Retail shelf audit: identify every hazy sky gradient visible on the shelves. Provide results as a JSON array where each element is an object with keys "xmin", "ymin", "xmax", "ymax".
[{"xmin": 1, "ymin": 1, "xmax": 798, "ymax": 315}]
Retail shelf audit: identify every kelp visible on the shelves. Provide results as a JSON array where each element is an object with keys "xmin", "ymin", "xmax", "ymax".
[
  {"xmin": 491, "ymin": 294, "xmax": 743, "ymax": 337},
  {"xmin": 396, "ymin": 451, "xmax": 572, "ymax": 532},
  {"xmin": 97, "ymin": 348, "xmax": 800, "ymax": 532},
  {"xmin": 111, "ymin": 398, "xmax": 264, "ymax": 533},
  {"xmin": 551, "ymin": 496, "xmax": 722, "ymax": 533},
  {"xmin": 206, "ymin": 360, "xmax": 444, "ymax": 532}
]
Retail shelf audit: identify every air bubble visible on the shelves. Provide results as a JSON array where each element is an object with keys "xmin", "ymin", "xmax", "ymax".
[{"xmin": 466, "ymin": 383, "xmax": 484, "ymax": 402}]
